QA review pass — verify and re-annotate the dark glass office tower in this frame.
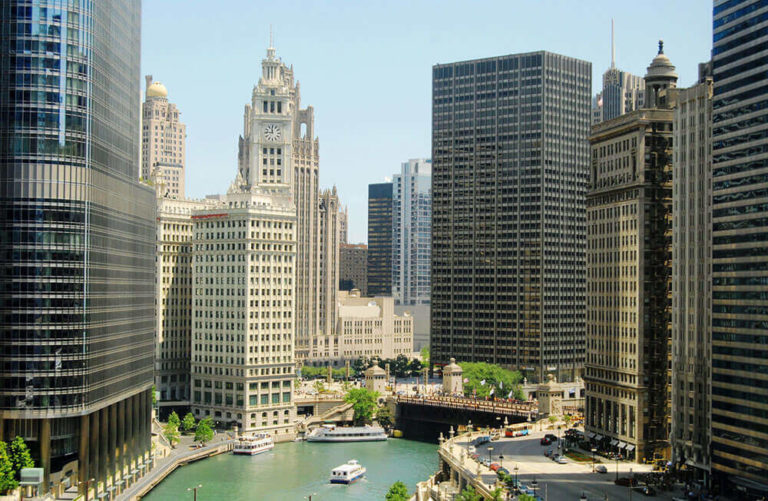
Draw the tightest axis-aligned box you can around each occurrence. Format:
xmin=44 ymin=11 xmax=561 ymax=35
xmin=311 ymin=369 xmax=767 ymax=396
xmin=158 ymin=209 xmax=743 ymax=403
xmin=367 ymin=182 xmax=393 ymax=296
xmin=0 ymin=1 xmax=155 ymax=496
xmin=431 ymin=52 xmax=590 ymax=382
xmin=711 ymin=0 xmax=768 ymax=497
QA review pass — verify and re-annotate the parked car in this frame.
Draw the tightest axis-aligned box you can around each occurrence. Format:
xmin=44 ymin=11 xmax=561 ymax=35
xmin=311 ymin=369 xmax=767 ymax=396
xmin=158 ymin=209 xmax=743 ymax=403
xmin=545 ymin=434 xmax=558 ymax=441
xmin=595 ymin=464 xmax=608 ymax=473
xmin=540 ymin=437 xmax=551 ymax=445
xmin=544 ymin=449 xmax=553 ymax=457
xmin=551 ymin=453 xmax=560 ymax=461
xmin=556 ymin=456 xmax=568 ymax=464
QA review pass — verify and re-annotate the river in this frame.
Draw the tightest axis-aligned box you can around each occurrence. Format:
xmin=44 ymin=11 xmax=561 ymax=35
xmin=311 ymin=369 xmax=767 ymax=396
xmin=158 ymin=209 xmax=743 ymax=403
xmin=143 ymin=439 xmax=438 ymax=501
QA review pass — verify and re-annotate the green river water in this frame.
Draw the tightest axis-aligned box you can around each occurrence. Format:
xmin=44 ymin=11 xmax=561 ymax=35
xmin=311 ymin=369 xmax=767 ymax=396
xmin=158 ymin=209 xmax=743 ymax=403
xmin=142 ymin=439 xmax=438 ymax=501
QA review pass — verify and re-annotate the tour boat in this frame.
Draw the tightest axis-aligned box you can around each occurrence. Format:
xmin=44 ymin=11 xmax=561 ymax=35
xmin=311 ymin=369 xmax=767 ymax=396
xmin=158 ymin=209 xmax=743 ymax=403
xmin=307 ymin=425 xmax=387 ymax=442
xmin=330 ymin=460 xmax=366 ymax=484
xmin=233 ymin=433 xmax=274 ymax=455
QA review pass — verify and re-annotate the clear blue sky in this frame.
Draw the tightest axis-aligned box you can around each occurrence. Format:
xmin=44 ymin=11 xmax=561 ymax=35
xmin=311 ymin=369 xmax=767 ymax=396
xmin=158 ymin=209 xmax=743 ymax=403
xmin=142 ymin=0 xmax=712 ymax=243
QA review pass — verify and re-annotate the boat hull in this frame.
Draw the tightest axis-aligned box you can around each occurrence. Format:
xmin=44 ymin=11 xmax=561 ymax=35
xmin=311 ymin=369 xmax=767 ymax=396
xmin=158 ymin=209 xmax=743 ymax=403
xmin=232 ymin=444 xmax=273 ymax=455
xmin=308 ymin=436 xmax=387 ymax=443
xmin=330 ymin=471 xmax=365 ymax=484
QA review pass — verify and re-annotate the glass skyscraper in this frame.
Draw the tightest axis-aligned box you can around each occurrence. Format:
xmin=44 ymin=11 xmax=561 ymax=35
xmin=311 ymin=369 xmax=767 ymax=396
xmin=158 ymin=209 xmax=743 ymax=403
xmin=711 ymin=0 xmax=768 ymax=496
xmin=0 ymin=1 xmax=155 ymax=496
xmin=367 ymin=182 xmax=393 ymax=296
xmin=431 ymin=51 xmax=591 ymax=382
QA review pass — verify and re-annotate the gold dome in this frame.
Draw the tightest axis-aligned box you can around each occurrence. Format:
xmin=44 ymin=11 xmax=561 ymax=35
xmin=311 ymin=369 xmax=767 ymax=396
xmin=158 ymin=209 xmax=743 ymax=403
xmin=146 ymin=81 xmax=168 ymax=98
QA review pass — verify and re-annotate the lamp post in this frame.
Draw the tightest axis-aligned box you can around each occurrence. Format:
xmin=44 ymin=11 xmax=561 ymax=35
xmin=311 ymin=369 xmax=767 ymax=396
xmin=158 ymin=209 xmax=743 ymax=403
xmin=499 ymin=453 xmax=504 ymax=469
xmin=187 ymin=484 xmax=202 ymax=501
xmin=531 ymin=476 xmax=538 ymax=499
xmin=591 ymin=447 xmax=597 ymax=472
xmin=79 ymin=478 xmax=95 ymax=501
xmin=628 ymin=468 xmax=633 ymax=500
xmin=514 ymin=464 xmax=519 ymax=490
xmin=488 ymin=446 xmax=494 ymax=465
xmin=616 ymin=454 xmax=620 ymax=481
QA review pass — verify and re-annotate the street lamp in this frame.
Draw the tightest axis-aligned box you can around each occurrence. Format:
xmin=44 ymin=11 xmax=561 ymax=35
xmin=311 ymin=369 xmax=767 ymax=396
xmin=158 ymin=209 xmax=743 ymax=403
xmin=187 ymin=484 xmax=202 ymax=501
xmin=628 ymin=468 xmax=633 ymax=501
xmin=488 ymin=446 xmax=494 ymax=464
xmin=514 ymin=464 xmax=519 ymax=489
xmin=591 ymin=447 xmax=597 ymax=472
xmin=531 ymin=476 xmax=538 ymax=499
xmin=78 ymin=478 xmax=95 ymax=501
xmin=616 ymin=454 xmax=620 ymax=481
xmin=499 ymin=453 xmax=504 ymax=469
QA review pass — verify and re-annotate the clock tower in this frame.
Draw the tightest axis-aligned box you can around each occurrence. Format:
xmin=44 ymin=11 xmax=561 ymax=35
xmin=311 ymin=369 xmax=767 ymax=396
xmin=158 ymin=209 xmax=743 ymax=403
xmin=238 ymin=44 xmax=294 ymax=189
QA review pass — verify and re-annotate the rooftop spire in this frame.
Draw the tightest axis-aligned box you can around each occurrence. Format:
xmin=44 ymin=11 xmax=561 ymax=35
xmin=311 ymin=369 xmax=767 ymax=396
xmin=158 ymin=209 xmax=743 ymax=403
xmin=611 ymin=19 xmax=615 ymax=69
xmin=266 ymin=25 xmax=276 ymax=60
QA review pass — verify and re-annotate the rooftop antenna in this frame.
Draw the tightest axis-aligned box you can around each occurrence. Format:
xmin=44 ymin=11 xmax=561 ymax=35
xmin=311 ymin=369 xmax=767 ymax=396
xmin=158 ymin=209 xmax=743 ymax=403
xmin=269 ymin=25 xmax=274 ymax=48
xmin=611 ymin=18 xmax=615 ymax=68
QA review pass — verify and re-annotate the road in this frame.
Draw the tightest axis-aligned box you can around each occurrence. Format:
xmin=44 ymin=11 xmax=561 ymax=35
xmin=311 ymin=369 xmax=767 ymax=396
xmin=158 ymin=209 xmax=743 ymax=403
xmin=462 ymin=429 xmax=684 ymax=501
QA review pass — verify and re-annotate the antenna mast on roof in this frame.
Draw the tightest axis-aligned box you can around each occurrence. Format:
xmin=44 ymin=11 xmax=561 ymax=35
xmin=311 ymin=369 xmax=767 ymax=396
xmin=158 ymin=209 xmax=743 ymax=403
xmin=611 ymin=18 xmax=616 ymax=69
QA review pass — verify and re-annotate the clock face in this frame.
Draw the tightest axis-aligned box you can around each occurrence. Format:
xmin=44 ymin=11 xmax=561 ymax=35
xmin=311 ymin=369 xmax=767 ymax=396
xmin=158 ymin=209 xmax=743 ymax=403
xmin=263 ymin=124 xmax=282 ymax=142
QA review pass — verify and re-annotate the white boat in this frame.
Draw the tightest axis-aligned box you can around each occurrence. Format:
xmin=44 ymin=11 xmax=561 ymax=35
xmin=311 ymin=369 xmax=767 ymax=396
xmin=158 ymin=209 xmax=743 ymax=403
xmin=307 ymin=425 xmax=387 ymax=442
xmin=233 ymin=433 xmax=274 ymax=455
xmin=330 ymin=460 xmax=366 ymax=484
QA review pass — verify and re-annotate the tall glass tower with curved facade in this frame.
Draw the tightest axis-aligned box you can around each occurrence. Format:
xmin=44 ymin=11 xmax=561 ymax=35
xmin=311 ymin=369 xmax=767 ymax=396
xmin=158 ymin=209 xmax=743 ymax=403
xmin=0 ymin=1 xmax=155 ymax=496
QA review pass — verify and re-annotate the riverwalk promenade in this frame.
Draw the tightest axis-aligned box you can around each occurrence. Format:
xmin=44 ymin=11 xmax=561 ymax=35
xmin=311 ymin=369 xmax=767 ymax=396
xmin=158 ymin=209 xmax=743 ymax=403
xmin=115 ymin=435 xmax=234 ymax=501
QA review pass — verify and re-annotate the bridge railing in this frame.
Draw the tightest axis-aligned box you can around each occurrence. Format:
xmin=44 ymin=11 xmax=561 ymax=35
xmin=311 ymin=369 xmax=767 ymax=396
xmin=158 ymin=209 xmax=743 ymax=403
xmin=396 ymin=395 xmax=537 ymax=417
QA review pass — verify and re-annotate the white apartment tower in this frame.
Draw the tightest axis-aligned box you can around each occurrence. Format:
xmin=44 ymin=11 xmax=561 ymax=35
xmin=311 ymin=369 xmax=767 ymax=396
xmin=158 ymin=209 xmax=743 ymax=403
xmin=142 ymin=76 xmax=186 ymax=198
xmin=392 ymin=158 xmax=432 ymax=305
xmin=190 ymin=178 xmax=297 ymax=437
xmin=237 ymin=44 xmax=331 ymax=361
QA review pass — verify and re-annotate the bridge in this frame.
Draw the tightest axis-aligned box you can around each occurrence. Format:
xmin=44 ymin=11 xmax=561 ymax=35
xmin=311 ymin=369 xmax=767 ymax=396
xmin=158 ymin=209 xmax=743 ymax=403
xmin=393 ymin=395 xmax=537 ymax=441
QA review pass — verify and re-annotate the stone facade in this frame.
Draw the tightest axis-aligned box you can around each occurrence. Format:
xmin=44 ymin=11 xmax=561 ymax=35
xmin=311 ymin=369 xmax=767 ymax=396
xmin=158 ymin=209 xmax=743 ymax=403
xmin=236 ymin=45 xmax=337 ymax=361
xmin=670 ymin=67 xmax=712 ymax=480
xmin=142 ymin=76 xmax=186 ymax=198
xmin=585 ymin=43 xmax=676 ymax=463
xmin=189 ymin=180 xmax=297 ymax=437
xmin=310 ymin=290 xmax=413 ymax=365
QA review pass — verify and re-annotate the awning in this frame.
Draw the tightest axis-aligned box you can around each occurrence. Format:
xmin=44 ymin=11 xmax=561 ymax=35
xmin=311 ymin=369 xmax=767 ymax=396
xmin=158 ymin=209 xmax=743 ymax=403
xmin=618 ymin=441 xmax=627 ymax=449
xmin=594 ymin=434 xmax=604 ymax=441
xmin=626 ymin=444 xmax=636 ymax=452
xmin=610 ymin=439 xmax=619 ymax=446
xmin=586 ymin=432 xmax=595 ymax=439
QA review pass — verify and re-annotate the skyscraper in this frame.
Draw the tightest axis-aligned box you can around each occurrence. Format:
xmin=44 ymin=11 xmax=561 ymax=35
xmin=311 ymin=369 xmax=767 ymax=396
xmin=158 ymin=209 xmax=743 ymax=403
xmin=671 ymin=64 xmax=713 ymax=483
xmin=711 ymin=0 xmax=768 ymax=495
xmin=0 ymin=2 xmax=154 ymax=496
xmin=585 ymin=43 xmax=677 ymax=463
xmin=141 ymin=76 xmax=186 ymax=198
xmin=237 ymin=44 xmax=333 ymax=361
xmin=392 ymin=158 xmax=432 ymax=306
xmin=431 ymin=51 xmax=591 ymax=382
xmin=591 ymin=23 xmax=645 ymax=124
xmin=367 ymin=182 xmax=394 ymax=296
xmin=340 ymin=243 xmax=368 ymax=293
xmin=318 ymin=187 xmax=341 ymax=340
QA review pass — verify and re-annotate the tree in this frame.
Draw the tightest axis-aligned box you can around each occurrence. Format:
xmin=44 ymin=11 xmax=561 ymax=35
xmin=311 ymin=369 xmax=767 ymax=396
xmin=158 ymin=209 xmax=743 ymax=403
xmin=548 ymin=415 xmax=558 ymax=428
xmin=563 ymin=414 xmax=572 ymax=428
xmin=0 ymin=441 xmax=17 ymax=494
xmin=456 ymin=486 xmax=482 ymax=501
xmin=9 ymin=437 xmax=33 ymax=479
xmin=459 ymin=362 xmax=524 ymax=399
xmin=182 ymin=413 xmax=196 ymax=433
xmin=376 ymin=406 xmax=394 ymax=429
xmin=163 ymin=423 xmax=180 ymax=447
xmin=420 ymin=346 xmax=430 ymax=367
xmin=194 ymin=417 xmax=214 ymax=444
xmin=343 ymin=388 xmax=379 ymax=425
xmin=407 ymin=358 xmax=423 ymax=377
xmin=385 ymin=481 xmax=409 ymax=501
xmin=151 ymin=384 xmax=157 ymax=406
xmin=490 ymin=488 xmax=504 ymax=501
xmin=167 ymin=411 xmax=181 ymax=428
xmin=518 ymin=495 xmax=536 ymax=501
